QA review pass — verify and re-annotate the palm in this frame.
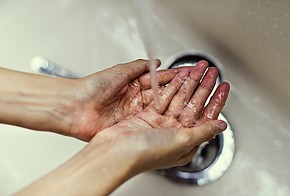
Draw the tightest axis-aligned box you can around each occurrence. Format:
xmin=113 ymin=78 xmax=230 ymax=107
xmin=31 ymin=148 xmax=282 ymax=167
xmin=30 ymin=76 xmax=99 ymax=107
xmin=95 ymin=64 xmax=230 ymax=171
xmin=71 ymin=60 xmax=229 ymax=141
xmin=109 ymin=61 xmax=230 ymax=134
xmin=71 ymin=60 xmax=187 ymax=141
xmin=94 ymin=78 xmax=163 ymax=130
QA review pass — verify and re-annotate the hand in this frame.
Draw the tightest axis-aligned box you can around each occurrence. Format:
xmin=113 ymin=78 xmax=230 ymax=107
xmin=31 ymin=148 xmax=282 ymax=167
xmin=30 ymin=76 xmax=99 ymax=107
xmin=69 ymin=59 xmax=193 ymax=141
xmin=92 ymin=60 xmax=230 ymax=170
xmin=16 ymin=61 xmax=230 ymax=196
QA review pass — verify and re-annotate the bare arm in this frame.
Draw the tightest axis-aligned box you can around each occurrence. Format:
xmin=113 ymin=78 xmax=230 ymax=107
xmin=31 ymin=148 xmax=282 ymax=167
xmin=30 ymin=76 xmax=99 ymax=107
xmin=16 ymin=121 xmax=225 ymax=196
xmin=0 ymin=60 xmax=192 ymax=140
xmin=0 ymin=67 xmax=77 ymax=136
xmin=15 ymin=134 xmax=139 ymax=196
xmin=15 ymin=60 xmax=229 ymax=195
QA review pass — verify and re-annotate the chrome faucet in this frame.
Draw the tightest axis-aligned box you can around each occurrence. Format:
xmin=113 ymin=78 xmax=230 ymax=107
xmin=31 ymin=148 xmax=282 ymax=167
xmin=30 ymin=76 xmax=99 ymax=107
xmin=31 ymin=56 xmax=80 ymax=78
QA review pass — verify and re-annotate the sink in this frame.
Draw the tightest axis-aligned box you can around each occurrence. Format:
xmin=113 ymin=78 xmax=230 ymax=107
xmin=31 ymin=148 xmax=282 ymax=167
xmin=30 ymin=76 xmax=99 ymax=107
xmin=0 ymin=0 xmax=289 ymax=195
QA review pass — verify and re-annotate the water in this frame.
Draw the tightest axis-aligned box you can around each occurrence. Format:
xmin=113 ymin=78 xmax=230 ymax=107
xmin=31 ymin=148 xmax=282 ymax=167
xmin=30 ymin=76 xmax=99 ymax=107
xmin=135 ymin=0 xmax=160 ymax=108
xmin=148 ymin=59 xmax=160 ymax=108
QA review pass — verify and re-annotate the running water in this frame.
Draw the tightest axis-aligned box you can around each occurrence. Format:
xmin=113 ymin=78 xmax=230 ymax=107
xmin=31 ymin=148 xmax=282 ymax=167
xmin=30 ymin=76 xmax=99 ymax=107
xmin=134 ymin=0 xmax=160 ymax=108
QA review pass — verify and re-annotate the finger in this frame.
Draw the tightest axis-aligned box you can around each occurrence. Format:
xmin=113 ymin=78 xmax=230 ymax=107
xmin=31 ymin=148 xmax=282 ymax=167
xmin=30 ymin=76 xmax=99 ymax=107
xmin=108 ymin=59 xmax=161 ymax=87
xmin=148 ymin=71 xmax=189 ymax=114
xmin=142 ymin=86 xmax=165 ymax=106
xmin=201 ymin=82 xmax=230 ymax=120
xmin=179 ymin=67 xmax=218 ymax=127
xmin=178 ymin=146 xmax=199 ymax=166
xmin=184 ymin=120 xmax=227 ymax=146
xmin=138 ymin=66 xmax=194 ymax=89
xmin=164 ymin=61 xmax=209 ymax=118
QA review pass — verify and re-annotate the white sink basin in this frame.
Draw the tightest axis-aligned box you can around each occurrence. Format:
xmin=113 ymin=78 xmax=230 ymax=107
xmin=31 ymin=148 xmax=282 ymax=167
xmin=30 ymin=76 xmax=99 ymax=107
xmin=0 ymin=1 xmax=289 ymax=195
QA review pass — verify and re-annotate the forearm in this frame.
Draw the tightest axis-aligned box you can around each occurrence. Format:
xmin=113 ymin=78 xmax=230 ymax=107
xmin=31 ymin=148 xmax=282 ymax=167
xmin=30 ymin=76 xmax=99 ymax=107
xmin=16 ymin=136 xmax=139 ymax=196
xmin=0 ymin=67 xmax=76 ymax=135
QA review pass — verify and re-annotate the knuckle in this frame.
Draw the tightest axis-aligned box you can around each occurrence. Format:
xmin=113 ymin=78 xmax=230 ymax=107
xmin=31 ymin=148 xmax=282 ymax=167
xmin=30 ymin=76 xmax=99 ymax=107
xmin=178 ymin=132 xmax=192 ymax=147
xmin=165 ymin=110 xmax=177 ymax=118
xmin=132 ymin=59 xmax=148 ymax=66
xmin=201 ymin=122 xmax=219 ymax=138
xmin=209 ymin=123 xmax=218 ymax=134
xmin=112 ymin=66 xmax=131 ymax=80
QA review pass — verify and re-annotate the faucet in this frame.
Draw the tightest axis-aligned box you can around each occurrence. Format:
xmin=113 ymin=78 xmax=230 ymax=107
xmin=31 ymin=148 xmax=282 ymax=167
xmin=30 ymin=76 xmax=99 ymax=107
xmin=31 ymin=56 xmax=80 ymax=78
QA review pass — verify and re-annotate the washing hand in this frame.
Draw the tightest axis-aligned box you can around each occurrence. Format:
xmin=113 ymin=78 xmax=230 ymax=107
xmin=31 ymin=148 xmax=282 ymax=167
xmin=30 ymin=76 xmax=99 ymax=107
xmin=68 ymin=59 xmax=193 ymax=141
xmin=15 ymin=60 xmax=230 ymax=196
xmin=91 ymin=60 xmax=230 ymax=170
xmin=0 ymin=59 xmax=194 ymax=141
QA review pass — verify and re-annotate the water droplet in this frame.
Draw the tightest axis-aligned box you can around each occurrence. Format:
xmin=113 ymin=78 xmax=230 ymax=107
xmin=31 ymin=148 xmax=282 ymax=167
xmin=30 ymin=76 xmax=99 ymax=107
xmin=187 ymin=102 xmax=194 ymax=109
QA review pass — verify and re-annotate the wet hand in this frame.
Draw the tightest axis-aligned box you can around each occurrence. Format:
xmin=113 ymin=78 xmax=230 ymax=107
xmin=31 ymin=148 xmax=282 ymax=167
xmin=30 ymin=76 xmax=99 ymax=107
xmin=69 ymin=59 xmax=192 ymax=141
xmin=92 ymin=60 xmax=230 ymax=170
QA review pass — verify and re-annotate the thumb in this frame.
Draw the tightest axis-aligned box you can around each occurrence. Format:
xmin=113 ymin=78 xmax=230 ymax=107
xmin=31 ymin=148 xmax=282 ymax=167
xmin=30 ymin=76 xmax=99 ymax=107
xmin=184 ymin=120 xmax=227 ymax=145
xmin=112 ymin=59 xmax=161 ymax=84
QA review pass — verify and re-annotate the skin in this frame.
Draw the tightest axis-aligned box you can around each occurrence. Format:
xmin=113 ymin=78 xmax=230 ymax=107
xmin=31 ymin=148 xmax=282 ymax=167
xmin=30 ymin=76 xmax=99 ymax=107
xmin=0 ymin=59 xmax=191 ymax=141
xmin=69 ymin=59 xmax=195 ymax=141
xmin=17 ymin=60 xmax=229 ymax=195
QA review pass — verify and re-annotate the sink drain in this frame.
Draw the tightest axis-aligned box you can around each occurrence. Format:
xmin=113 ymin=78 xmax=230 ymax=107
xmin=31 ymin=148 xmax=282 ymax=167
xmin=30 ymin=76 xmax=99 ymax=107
xmin=160 ymin=50 xmax=235 ymax=185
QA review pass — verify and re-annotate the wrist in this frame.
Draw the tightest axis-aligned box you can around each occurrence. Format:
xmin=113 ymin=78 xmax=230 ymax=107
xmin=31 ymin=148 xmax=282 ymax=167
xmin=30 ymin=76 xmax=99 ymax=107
xmin=0 ymin=68 xmax=79 ymax=136
xmin=45 ymin=77 xmax=81 ymax=136
xmin=89 ymin=126 xmax=150 ymax=175
xmin=88 ymin=132 xmax=142 ymax=178
xmin=18 ymin=134 xmax=140 ymax=196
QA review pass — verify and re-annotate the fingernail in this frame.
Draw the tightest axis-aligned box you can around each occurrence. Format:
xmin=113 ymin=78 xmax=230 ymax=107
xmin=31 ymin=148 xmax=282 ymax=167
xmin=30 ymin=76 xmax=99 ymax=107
xmin=219 ymin=82 xmax=230 ymax=91
xmin=218 ymin=120 xmax=227 ymax=130
xmin=197 ymin=60 xmax=209 ymax=67
xmin=153 ymin=59 xmax=161 ymax=66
